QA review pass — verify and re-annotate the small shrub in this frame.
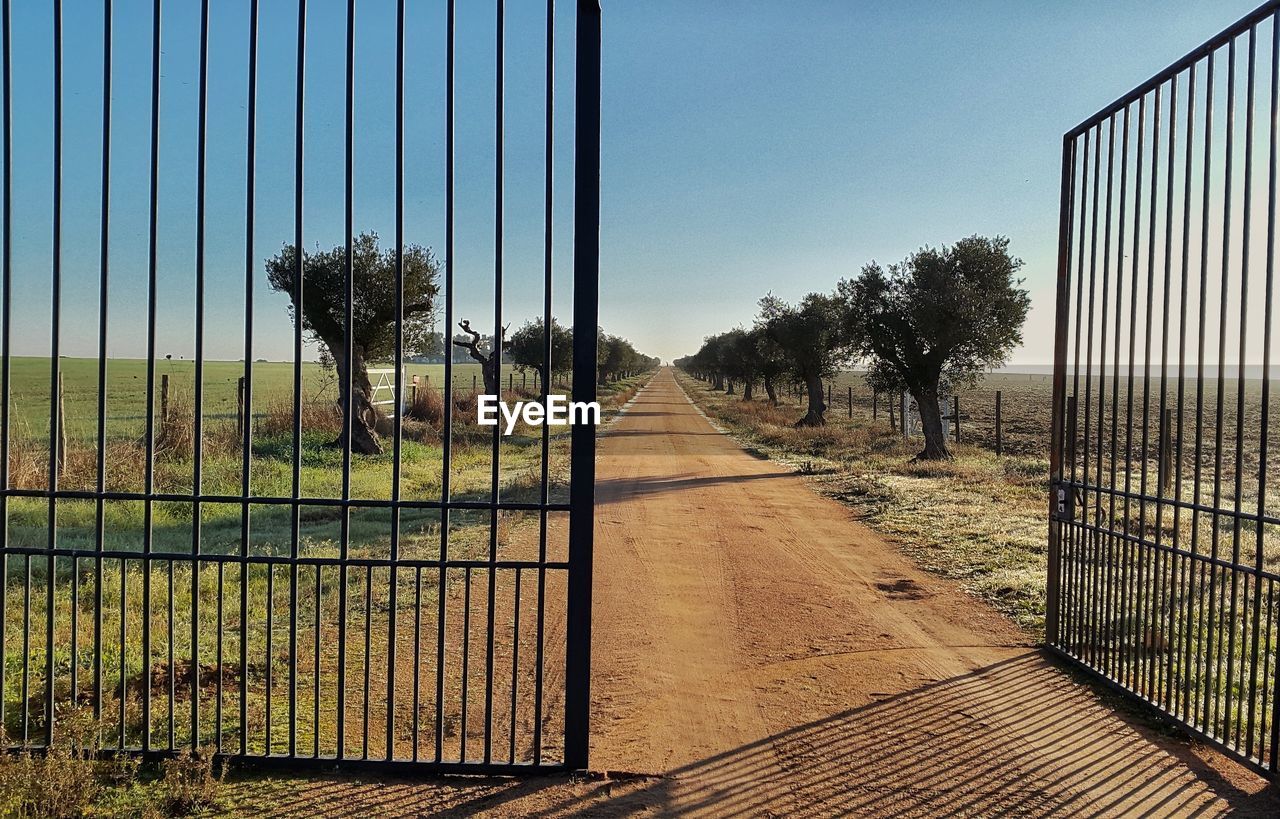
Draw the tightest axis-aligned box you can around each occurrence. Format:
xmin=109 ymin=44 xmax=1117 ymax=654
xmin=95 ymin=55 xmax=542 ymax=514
xmin=155 ymin=388 xmax=195 ymax=459
xmin=407 ymin=385 xmax=445 ymax=427
xmin=0 ymin=709 xmax=101 ymax=819
xmin=160 ymin=748 xmax=223 ymax=816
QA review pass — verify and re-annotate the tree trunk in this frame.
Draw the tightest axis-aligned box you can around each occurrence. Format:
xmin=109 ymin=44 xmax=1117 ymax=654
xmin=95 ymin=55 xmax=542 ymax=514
xmin=726 ymin=379 xmax=735 ymax=395
xmin=482 ymin=355 xmax=500 ymax=395
xmin=713 ymin=373 xmax=725 ymax=391
xmin=763 ymin=376 xmax=777 ymax=405
xmin=742 ymin=380 xmax=753 ymax=400
xmin=796 ymin=373 xmax=826 ymax=427
xmin=334 ymin=346 xmax=383 ymax=455
xmin=912 ymin=383 xmax=951 ymax=460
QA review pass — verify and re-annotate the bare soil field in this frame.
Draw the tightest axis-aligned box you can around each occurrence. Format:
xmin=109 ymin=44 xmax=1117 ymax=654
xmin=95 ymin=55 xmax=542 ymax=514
xmin=220 ymin=368 xmax=1280 ymax=816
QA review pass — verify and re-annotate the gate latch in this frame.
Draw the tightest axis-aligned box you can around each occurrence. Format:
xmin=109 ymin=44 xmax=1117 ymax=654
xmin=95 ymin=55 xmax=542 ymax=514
xmin=1051 ymin=480 xmax=1075 ymax=522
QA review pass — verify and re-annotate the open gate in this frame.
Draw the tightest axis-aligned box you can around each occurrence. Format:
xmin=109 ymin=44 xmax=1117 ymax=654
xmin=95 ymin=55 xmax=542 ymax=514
xmin=1048 ymin=0 xmax=1280 ymax=776
xmin=0 ymin=0 xmax=599 ymax=773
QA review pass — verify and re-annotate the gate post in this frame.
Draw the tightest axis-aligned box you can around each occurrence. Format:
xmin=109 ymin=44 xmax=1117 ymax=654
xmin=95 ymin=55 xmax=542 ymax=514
xmin=565 ymin=0 xmax=601 ymax=772
xmin=1046 ymin=133 xmax=1076 ymax=647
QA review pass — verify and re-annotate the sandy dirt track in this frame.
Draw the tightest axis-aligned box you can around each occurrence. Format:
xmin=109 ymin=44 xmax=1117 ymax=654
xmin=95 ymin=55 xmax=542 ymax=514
xmin=568 ymin=368 xmax=1277 ymax=816
xmin=226 ymin=367 xmax=1278 ymax=816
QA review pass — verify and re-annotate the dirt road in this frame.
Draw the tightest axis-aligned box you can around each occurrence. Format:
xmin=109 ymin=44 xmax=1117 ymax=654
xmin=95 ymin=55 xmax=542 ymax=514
xmin=578 ymin=367 xmax=1277 ymax=816
xmin=229 ymin=367 xmax=1277 ymax=816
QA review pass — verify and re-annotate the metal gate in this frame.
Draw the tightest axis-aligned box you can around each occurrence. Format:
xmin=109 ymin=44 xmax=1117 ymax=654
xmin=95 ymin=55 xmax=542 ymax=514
xmin=1048 ymin=0 xmax=1280 ymax=776
xmin=0 ymin=0 xmax=599 ymax=773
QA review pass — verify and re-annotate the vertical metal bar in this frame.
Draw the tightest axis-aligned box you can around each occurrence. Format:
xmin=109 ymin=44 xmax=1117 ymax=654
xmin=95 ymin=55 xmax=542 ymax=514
xmin=215 ymin=562 xmax=223 ymax=753
xmin=93 ymin=0 xmax=113 ymax=732
xmin=387 ymin=0 xmax=405 ymax=763
xmin=1105 ymin=104 xmax=1131 ymax=682
xmin=294 ymin=0 xmax=312 ymax=761
xmin=1192 ymin=48 xmax=1216 ymax=732
xmin=1155 ymin=72 xmax=1178 ymax=711
xmin=411 ymin=566 xmax=421 ymax=761
xmin=1122 ymin=96 xmax=1148 ymax=691
xmin=1089 ymin=113 xmax=1115 ymax=676
xmin=1068 ymin=128 xmax=1092 ymax=657
xmin=1081 ymin=124 xmax=1102 ymax=669
xmin=265 ymin=565 xmax=274 ymax=753
xmin=1221 ymin=26 xmax=1257 ymax=748
xmin=532 ymin=0 xmax=554 ymax=765
xmin=362 ymin=567 xmax=371 ymax=758
xmin=484 ymin=0 xmax=507 ymax=765
xmin=1257 ymin=9 xmax=1280 ymax=767
xmin=509 ymin=568 xmax=520 ymax=763
xmin=1139 ymin=83 xmax=1162 ymax=700
xmin=312 ymin=567 xmax=320 ymax=757
xmin=141 ymin=0 xmax=163 ymax=752
xmin=565 ymin=0 xmax=601 ymax=771
xmin=45 ymin=0 xmax=64 ymax=747
xmin=1176 ymin=60 xmax=1198 ymax=723
xmin=1209 ymin=38 xmax=1237 ymax=735
xmin=1226 ymin=25 xmax=1258 ymax=749
xmin=239 ymin=0 xmax=261 ymax=759
xmin=459 ymin=567 xmax=471 ymax=761
xmin=117 ymin=559 xmax=124 ymax=747
xmin=0 ymin=0 xmax=10 ymax=740
xmin=434 ymin=0 xmax=455 ymax=766
xmin=191 ymin=0 xmax=210 ymax=749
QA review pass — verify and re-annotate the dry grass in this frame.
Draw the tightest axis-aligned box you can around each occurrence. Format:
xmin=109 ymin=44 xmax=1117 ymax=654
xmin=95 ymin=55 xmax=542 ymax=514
xmin=0 ymin=706 xmax=221 ymax=818
xmin=679 ymin=371 xmax=1051 ymax=634
xmin=257 ymin=392 xmax=341 ymax=439
xmin=405 ymin=384 xmax=445 ymax=426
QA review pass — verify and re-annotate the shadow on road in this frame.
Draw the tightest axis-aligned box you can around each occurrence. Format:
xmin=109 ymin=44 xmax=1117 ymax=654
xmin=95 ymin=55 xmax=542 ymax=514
xmin=224 ymin=653 xmax=1279 ymax=817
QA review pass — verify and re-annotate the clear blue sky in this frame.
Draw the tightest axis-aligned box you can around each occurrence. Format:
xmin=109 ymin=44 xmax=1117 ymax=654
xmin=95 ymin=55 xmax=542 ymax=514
xmin=1 ymin=0 xmax=1266 ymax=366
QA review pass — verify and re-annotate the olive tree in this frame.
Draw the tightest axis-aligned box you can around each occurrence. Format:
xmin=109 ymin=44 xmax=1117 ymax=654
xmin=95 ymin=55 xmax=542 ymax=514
xmin=508 ymin=317 xmax=573 ymax=389
xmin=838 ymin=235 xmax=1029 ymax=460
xmin=266 ymin=232 xmax=440 ymax=455
xmin=757 ymin=292 xmax=847 ymax=426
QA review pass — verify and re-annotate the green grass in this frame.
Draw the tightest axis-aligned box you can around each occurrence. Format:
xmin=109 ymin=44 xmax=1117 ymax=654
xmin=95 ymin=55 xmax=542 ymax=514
xmin=0 ymin=366 xmax=652 ymax=765
xmin=5 ymin=356 xmax=547 ymax=442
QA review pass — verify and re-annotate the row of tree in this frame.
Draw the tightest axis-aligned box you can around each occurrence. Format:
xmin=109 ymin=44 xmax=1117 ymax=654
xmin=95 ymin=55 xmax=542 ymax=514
xmin=460 ymin=318 xmax=659 ymax=393
xmin=267 ymin=232 xmax=658 ymax=455
xmin=675 ymin=236 xmax=1030 ymax=461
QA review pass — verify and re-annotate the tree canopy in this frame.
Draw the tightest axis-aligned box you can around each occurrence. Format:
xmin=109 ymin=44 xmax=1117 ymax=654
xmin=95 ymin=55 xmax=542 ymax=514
xmin=266 ymin=232 xmax=440 ymax=454
xmin=837 ymin=235 xmax=1029 ymax=459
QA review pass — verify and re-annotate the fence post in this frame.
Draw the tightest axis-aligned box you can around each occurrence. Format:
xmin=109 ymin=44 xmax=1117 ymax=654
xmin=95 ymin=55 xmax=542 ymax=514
xmin=995 ymin=390 xmax=1002 ymax=456
xmin=472 ymin=373 xmax=477 ymax=392
xmin=1160 ymin=407 xmax=1173 ymax=495
xmin=953 ymin=395 xmax=961 ymax=444
xmin=888 ymin=394 xmax=895 ymax=431
xmin=873 ymin=390 xmax=878 ymax=420
xmin=847 ymin=385 xmax=852 ymax=419
xmin=56 ymin=371 xmax=67 ymax=477
xmin=523 ymin=371 xmax=527 ymax=390
xmin=236 ymin=376 xmax=246 ymax=442
xmin=508 ymin=372 xmax=513 ymax=394
xmin=160 ymin=373 xmax=170 ymax=439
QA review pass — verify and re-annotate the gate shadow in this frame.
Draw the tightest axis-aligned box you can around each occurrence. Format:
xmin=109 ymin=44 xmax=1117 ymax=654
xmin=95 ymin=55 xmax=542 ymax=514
xmin=223 ymin=652 xmax=1280 ymax=817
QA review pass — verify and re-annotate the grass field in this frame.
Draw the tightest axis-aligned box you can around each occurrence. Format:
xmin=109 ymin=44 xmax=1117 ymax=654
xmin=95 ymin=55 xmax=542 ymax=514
xmin=0 ymin=360 xmax=651 ymax=790
xmin=4 ymin=356 xmax=547 ymax=443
